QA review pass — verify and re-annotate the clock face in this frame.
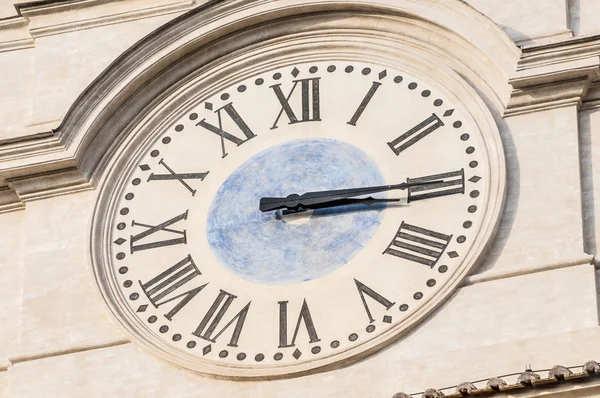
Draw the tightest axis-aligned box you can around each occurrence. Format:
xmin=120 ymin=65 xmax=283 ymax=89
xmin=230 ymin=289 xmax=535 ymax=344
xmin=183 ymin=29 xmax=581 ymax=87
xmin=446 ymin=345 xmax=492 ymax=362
xmin=93 ymin=60 xmax=504 ymax=378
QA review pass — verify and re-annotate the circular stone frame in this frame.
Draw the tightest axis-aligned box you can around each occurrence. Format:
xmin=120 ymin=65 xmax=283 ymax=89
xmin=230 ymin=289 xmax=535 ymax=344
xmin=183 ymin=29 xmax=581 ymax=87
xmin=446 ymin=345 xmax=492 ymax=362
xmin=89 ymin=0 xmax=510 ymax=380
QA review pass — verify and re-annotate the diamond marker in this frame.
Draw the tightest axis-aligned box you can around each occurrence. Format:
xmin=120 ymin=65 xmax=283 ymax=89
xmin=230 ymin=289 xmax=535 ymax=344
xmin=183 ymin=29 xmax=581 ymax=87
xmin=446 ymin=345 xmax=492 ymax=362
xmin=139 ymin=164 xmax=150 ymax=171
xmin=292 ymin=349 xmax=302 ymax=359
xmin=447 ymin=251 xmax=459 ymax=258
xmin=443 ymin=109 xmax=454 ymax=117
xmin=205 ymin=102 xmax=213 ymax=110
xmin=378 ymin=70 xmax=387 ymax=80
xmin=383 ymin=315 xmax=392 ymax=323
xmin=291 ymin=67 xmax=300 ymax=77
xmin=113 ymin=238 xmax=126 ymax=245
xmin=136 ymin=305 xmax=148 ymax=313
xmin=469 ymin=176 xmax=481 ymax=183
xmin=203 ymin=345 xmax=212 ymax=355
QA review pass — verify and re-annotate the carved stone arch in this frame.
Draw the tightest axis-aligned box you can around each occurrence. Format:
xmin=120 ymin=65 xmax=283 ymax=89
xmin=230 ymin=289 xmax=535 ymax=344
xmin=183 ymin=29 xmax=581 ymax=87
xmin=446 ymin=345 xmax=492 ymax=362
xmin=0 ymin=0 xmax=519 ymax=211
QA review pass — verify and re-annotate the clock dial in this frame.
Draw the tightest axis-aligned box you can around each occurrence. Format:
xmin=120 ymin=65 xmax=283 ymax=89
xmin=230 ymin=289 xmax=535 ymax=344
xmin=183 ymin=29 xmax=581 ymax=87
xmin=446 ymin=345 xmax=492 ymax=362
xmin=95 ymin=60 xmax=503 ymax=378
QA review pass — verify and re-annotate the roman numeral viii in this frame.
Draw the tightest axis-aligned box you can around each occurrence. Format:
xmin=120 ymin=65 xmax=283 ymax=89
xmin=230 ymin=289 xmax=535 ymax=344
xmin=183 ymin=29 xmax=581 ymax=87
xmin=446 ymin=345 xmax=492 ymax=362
xmin=271 ymin=78 xmax=321 ymax=129
xmin=387 ymin=113 xmax=444 ymax=155
xmin=407 ymin=169 xmax=465 ymax=202
xmin=139 ymin=254 xmax=205 ymax=320
xmin=383 ymin=222 xmax=452 ymax=268
xmin=196 ymin=102 xmax=256 ymax=158
xmin=130 ymin=210 xmax=188 ymax=253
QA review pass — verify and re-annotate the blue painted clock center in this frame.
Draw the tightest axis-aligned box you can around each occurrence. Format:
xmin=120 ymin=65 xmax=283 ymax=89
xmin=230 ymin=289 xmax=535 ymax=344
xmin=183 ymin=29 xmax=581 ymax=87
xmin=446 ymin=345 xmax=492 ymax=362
xmin=206 ymin=139 xmax=386 ymax=285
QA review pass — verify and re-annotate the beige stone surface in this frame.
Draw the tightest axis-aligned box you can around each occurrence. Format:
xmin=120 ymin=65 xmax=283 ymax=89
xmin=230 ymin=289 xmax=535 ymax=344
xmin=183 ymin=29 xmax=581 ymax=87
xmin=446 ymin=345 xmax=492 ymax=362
xmin=6 ymin=326 xmax=600 ymax=398
xmin=580 ymin=108 xmax=600 ymax=258
xmin=9 ymin=190 xmax=126 ymax=363
xmin=476 ymin=106 xmax=585 ymax=275
xmin=466 ymin=0 xmax=570 ymax=45
xmin=569 ymin=0 xmax=600 ymax=36
xmin=0 ymin=210 xmax=24 ymax=369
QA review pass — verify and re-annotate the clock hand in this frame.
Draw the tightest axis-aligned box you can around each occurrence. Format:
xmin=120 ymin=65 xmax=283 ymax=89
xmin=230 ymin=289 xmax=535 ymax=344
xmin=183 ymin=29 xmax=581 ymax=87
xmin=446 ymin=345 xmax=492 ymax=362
xmin=259 ymin=180 xmax=441 ymax=212
xmin=287 ymin=196 xmax=403 ymax=211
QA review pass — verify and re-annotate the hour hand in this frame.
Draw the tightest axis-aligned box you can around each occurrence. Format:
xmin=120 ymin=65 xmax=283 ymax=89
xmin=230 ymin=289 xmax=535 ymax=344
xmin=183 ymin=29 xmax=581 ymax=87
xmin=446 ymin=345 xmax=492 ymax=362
xmin=259 ymin=180 xmax=442 ymax=212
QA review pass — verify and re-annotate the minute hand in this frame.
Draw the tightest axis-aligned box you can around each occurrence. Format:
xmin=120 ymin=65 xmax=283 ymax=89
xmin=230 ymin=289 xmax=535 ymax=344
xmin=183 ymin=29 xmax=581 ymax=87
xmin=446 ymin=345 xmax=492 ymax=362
xmin=259 ymin=180 xmax=442 ymax=212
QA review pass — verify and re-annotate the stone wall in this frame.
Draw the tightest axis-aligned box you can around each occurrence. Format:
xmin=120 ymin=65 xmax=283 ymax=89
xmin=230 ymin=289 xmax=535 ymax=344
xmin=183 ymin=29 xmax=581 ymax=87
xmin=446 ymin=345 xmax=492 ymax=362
xmin=1 ymin=1 xmax=600 ymax=397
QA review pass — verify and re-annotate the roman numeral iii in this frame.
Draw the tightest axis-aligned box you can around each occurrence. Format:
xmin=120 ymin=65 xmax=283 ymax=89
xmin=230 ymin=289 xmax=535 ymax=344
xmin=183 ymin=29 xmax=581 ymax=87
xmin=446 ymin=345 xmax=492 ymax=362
xmin=387 ymin=113 xmax=444 ymax=155
xmin=271 ymin=78 xmax=321 ymax=129
xmin=407 ymin=169 xmax=465 ymax=202
xmin=383 ymin=222 xmax=452 ymax=268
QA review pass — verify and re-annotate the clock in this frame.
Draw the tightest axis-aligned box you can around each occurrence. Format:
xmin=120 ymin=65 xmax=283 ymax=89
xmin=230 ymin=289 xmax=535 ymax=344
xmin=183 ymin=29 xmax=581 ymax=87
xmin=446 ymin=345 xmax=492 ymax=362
xmin=90 ymin=59 xmax=505 ymax=379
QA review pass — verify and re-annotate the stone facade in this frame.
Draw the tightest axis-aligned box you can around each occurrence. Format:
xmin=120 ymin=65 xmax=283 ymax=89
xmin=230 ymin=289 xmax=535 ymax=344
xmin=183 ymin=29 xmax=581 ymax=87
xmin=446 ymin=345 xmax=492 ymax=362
xmin=1 ymin=0 xmax=600 ymax=397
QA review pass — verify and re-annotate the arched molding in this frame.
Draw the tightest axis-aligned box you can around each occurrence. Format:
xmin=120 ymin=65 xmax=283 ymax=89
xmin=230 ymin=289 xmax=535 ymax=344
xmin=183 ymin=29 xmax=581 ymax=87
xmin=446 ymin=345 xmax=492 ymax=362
xmin=0 ymin=0 xmax=520 ymax=212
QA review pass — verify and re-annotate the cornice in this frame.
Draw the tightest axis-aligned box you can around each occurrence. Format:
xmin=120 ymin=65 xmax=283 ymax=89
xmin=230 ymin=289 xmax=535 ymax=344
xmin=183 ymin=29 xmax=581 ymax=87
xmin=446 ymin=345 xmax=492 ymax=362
xmin=0 ymin=0 xmax=197 ymax=53
xmin=506 ymin=34 xmax=600 ymax=116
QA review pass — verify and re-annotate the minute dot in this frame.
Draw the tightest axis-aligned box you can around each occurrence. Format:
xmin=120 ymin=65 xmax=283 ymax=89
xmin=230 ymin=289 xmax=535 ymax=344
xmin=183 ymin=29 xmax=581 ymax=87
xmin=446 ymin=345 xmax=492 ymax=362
xmin=255 ymin=78 xmax=264 ymax=86
xmin=453 ymin=121 xmax=463 ymax=128
xmin=172 ymin=334 xmax=182 ymax=342
xmin=148 ymin=316 xmax=157 ymax=323
xmin=309 ymin=66 xmax=318 ymax=74
xmin=362 ymin=67 xmax=371 ymax=75
xmin=457 ymin=235 xmax=466 ymax=243
xmin=399 ymin=304 xmax=409 ymax=311
xmin=162 ymin=137 xmax=171 ymax=144
xmin=469 ymin=161 xmax=478 ymax=168
xmin=220 ymin=93 xmax=230 ymax=101
xmin=274 ymin=352 xmax=283 ymax=361
xmin=237 ymin=353 xmax=246 ymax=361
xmin=118 ymin=266 xmax=128 ymax=274
xmin=460 ymin=133 xmax=470 ymax=141
xmin=408 ymin=82 xmax=417 ymax=90
xmin=426 ymin=279 xmax=436 ymax=287
xmin=394 ymin=76 xmax=403 ymax=83
xmin=470 ymin=190 xmax=480 ymax=198
xmin=345 ymin=65 xmax=354 ymax=73
xmin=421 ymin=90 xmax=431 ymax=97
xmin=273 ymin=73 xmax=282 ymax=80
xmin=175 ymin=124 xmax=184 ymax=132
xmin=159 ymin=325 xmax=169 ymax=333
xmin=150 ymin=150 xmax=159 ymax=157
xmin=123 ymin=280 xmax=132 ymax=288
xmin=125 ymin=193 xmax=134 ymax=200
xmin=129 ymin=293 xmax=139 ymax=300
xmin=132 ymin=178 xmax=141 ymax=186
xmin=330 ymin=340 xmax=340 ymax=348
xmin=187 ymin=341 xmax=196 ymax=349
xmin=413 ymin=292 xmax=423 ymax=300
xmin=116 ymin=252 xmax=125 ymax=260
xmin=348 ymin=333 xmax=358 ymax=341
xmin=189 ymin=113 xmax=198 ymax=120
xmin=327 ymin=65 xmax=336 ymax=72
xmin=438 ymin=265 xmax=448 ymax=273
xmin=468 ymin=205 xmax=477 ymax=213
xmin=366 ymin=325 xmax=376 ymax=333
xmin=117 ymin=222 xmax=126 ymax=230
xmin=463 ymin=221 xmax=472 ymax=228
xmin=434 ymin=99 xmax=443 ymax=106
xmin=237 ymin=85 xmax=246 ymax=93
xmin=466 ymin=146 xmax=475 ymax=154
xmin=255 ymin=353 xmax=264 ymax=362
xmin=311 ymin=346 xmax=321 ymax=354
xmin=120 ymin=208 xmax=129 ymax=216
